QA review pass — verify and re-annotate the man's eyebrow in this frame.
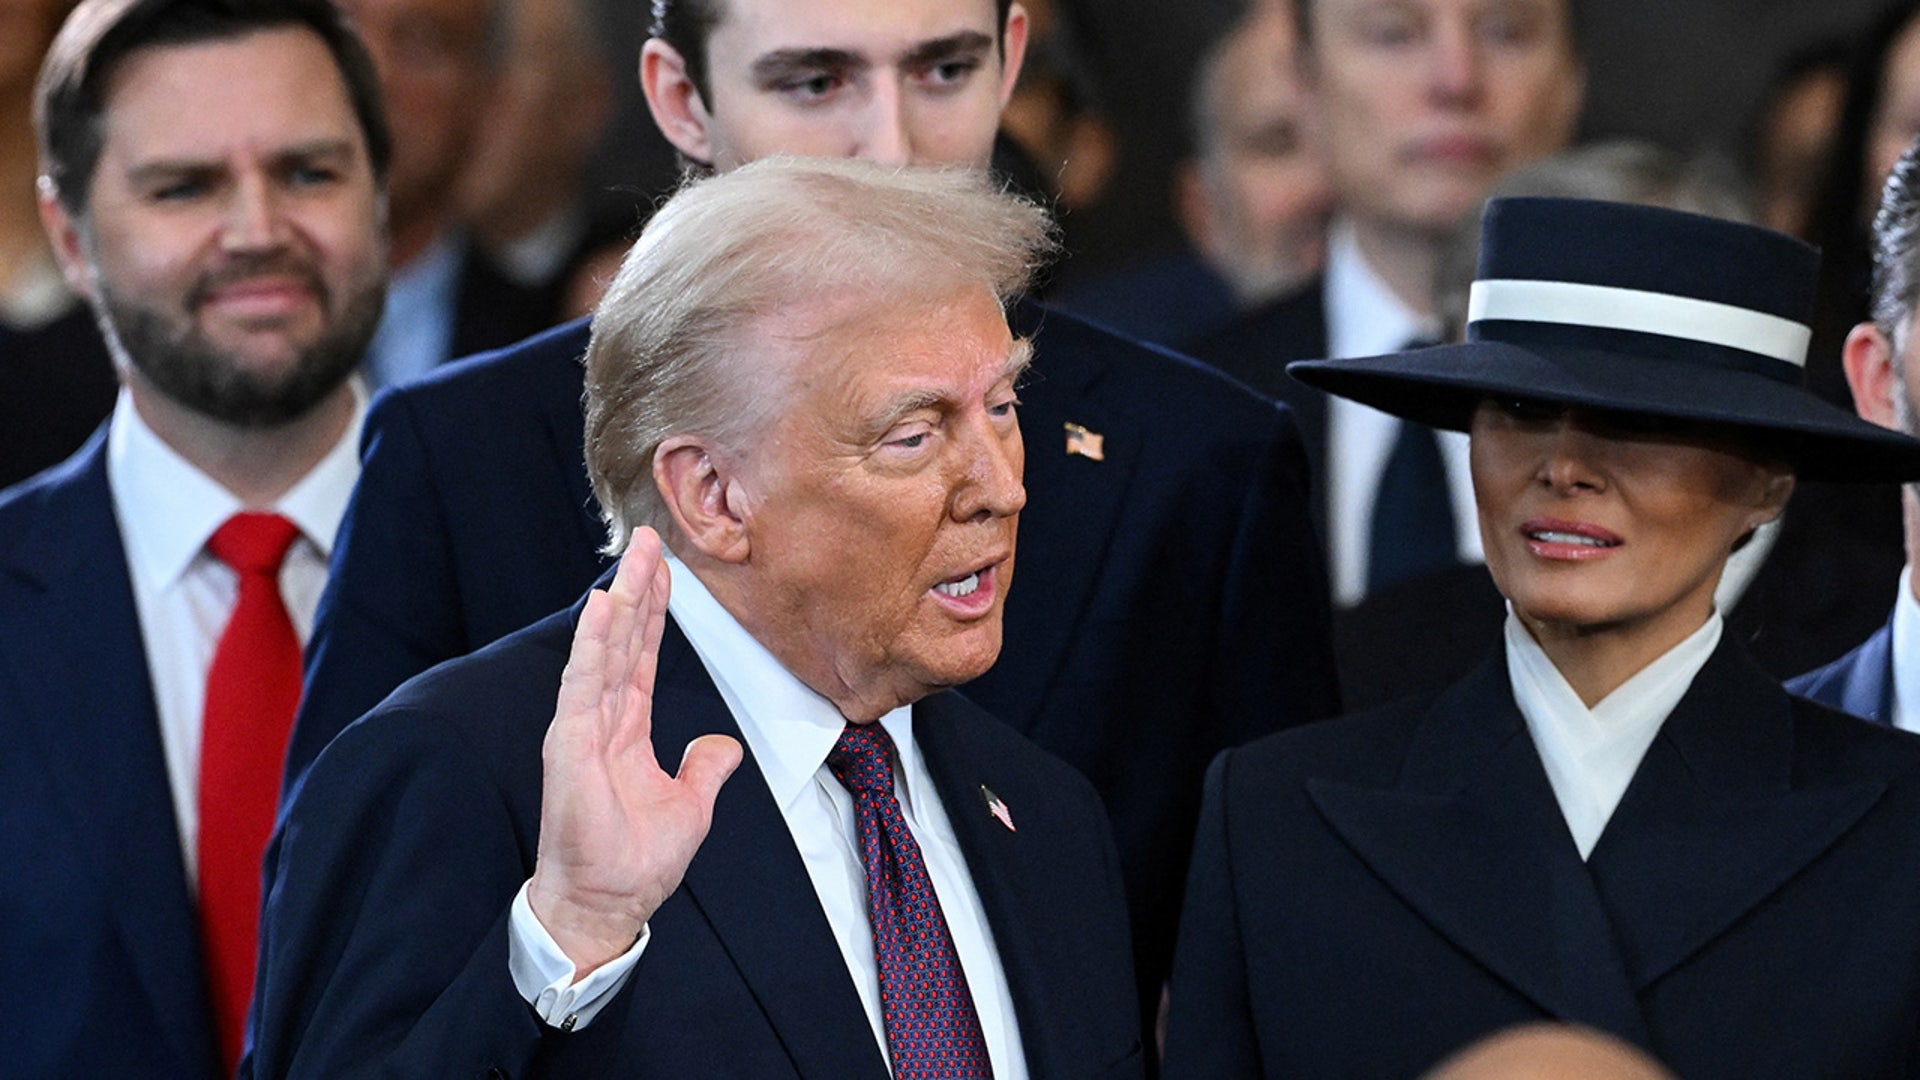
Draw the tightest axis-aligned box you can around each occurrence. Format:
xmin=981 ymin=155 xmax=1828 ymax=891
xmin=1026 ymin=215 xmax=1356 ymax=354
xmin=901 ymin=30 xmax=996 ymax=69
xmin=1003 ymin=337 xmax=1035 ymax=387
xmin=750 ymin=47 xmax=863 ymax=83
xmin=869 ymin=338 xmax=1035 ymax=434
xmin=123 ymin=138 xmax=358 ymax=184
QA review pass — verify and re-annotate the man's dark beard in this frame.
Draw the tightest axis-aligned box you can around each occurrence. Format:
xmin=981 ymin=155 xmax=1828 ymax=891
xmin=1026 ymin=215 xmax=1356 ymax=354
xmin=95 ymin=261 xmax=385 ymax=428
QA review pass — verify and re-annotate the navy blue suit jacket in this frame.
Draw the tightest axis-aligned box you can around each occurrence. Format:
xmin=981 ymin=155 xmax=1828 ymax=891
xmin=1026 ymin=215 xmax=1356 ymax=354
xmin=0 ymin=433 xmax=223 ymax=1079
xmin=289 ymin=300 xmax=1339 ymax=1015
xmin=249 ymin=598 xmax=1143 ymax=1078
xmin=1164 ymin=639 xmax=1920 ymax=1078
xmin=1789 ymin=616 xmax=1896 ymax=725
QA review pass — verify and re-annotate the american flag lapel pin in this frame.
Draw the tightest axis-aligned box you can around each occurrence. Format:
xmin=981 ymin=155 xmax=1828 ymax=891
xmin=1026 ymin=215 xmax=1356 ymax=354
xmin=980 ymin=785 xmax=1016 ymax=832
xmin=1064 ymin=422 xmax=1105 ymax=461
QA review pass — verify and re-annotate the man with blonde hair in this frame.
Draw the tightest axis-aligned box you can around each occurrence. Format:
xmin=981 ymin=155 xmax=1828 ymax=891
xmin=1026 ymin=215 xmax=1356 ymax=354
xmin=248 ymin=157 xmax=1144 ymax=1079
xmin=291 ymin=0 xmax=1340 ymax=1031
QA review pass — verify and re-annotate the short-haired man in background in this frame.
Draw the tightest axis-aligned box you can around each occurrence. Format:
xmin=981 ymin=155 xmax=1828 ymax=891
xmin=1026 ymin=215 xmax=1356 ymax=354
xmin=1794 ymin=137 xmax=1920 ymax=720
xmin=1196 ymin=0 xmax=1584 ymax=605
xmin=0 ymin=0 xmax=389 ymax=1073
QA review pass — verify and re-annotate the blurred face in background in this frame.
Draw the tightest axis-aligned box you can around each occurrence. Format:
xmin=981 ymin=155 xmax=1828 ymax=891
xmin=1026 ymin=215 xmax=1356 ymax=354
xmin=1178 ymin=3 xmax=1332 ymax=304
xmin=336 ymin=0 xmax=493 ymax=248
xmin=1301 ymin=0 xmax=1583 ymax=237
xmin=1868 ymin=16 xmax=1920 ymax=223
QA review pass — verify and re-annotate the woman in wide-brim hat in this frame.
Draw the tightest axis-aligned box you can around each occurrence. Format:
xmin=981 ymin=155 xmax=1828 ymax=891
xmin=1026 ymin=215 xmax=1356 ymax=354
xmin=1162 ymin=197 xmax=1920 ymax=1079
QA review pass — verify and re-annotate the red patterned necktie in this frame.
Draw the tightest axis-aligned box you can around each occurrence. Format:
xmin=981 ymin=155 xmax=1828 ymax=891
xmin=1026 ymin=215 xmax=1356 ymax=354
xmin=197 ymin=511 xmax=303 ymax=1072
xmin=826 ymin=721 xmax=995 ymax=1080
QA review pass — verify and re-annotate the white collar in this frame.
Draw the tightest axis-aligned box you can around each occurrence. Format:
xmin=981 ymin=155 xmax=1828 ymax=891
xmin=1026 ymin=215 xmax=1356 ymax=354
xmin=107 ymin=382 xmax=366 ymax=593
xmin=1505 ymin=607 xmax=1722 ymax=858
xmin=1323 ymin=218 xmax=1436 ymax=360
xmin=1890 ymin=567 xmax=1920 ymax=734
xmin=664 ymin=555 xmax=918 ymax=815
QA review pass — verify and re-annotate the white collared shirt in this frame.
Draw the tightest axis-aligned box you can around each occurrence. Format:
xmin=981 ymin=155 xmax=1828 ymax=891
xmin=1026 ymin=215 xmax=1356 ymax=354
xmin=1889 ymin=567 xmax=1920 ymax=735
xmin=1322 ymin=220 xmax=1482 ymax=607
xmin=508 ymin=556 xmax=1028 ymax=1077
xmin=1505 ymin=609 xmax=1722 ymax=860
xmin=106 ymin=385 xmax=365 ymax=881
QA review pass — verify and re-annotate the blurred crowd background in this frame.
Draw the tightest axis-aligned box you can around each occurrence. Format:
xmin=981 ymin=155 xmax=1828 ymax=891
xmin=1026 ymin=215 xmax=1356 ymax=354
xmin=8 ymin=0 xmax=1920 ymax=489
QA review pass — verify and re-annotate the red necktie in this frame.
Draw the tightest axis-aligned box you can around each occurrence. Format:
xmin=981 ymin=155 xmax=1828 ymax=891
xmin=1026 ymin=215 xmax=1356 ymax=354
xmin=197 ymin=511 xmax=302 ymax=1071
xmin=826 ymin=722 xmax=995 ymax=1080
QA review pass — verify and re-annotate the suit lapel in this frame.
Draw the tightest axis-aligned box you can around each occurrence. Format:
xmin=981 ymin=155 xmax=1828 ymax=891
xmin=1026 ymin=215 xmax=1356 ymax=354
xmin=655 ymin=623 xmax=889 ymax=1080
xmin=1586 ymin=641 xmax=1884 ymax=990
xmin=1308 ymin=657 xmax=1650 ymax=1043
xmin=971 ymin=300 xmax=1141 ymax=732
xmin=0 ymin=438 xmax=216 ymax=1076
xmin=913 ymin=694 xmax=1085 ymax=1078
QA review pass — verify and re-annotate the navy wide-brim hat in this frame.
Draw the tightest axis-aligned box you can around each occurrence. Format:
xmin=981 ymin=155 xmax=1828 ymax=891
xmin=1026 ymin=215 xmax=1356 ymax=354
xmin=1288 ymin=197 xmax=1920 ymax=483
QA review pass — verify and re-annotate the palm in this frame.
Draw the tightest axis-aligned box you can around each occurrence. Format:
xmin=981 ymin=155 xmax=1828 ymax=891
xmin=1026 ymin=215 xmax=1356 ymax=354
xmin=528 ymin=528 xmax=741 ymax=973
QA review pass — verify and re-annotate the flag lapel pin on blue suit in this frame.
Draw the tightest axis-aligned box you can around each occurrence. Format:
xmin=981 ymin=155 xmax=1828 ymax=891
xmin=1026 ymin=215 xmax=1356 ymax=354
xmin=980 ymin=785 xmax=1016 ymax=832
xmin=1064 ymin=422 xmax=1105 ymax=461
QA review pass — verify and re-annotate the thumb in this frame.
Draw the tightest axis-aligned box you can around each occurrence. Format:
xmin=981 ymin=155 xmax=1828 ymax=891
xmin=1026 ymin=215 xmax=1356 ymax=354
xmin=677 ymin=733 xmax=744 ymax=806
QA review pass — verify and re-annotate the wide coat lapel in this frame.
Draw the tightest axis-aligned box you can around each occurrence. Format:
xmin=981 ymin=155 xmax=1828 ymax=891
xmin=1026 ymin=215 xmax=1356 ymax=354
xmin=653 ymin=621 xmax=890 ymax=1080
xmin=1585 ymin=640 xmax=1886 ymax=990
xmin=1307 ymin=656 xmax=1651 ymax=1043
xmin=0 ymin=435 xmax=216 ymax=1077
xmin=971 ymin=301 xmax=1142 ymax=733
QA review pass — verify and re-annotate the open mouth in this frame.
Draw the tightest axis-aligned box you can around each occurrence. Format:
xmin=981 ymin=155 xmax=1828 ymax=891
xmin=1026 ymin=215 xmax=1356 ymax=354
xmin=1525 ymin=529 xmax=1620 ymax=549
xmin=933 ymin=571 xmax=981 ymax=599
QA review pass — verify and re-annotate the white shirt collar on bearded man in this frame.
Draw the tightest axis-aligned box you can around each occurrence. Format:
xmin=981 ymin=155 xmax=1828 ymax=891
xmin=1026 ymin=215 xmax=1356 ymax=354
xmin=108 ymin=379 xmax=367 ymax=594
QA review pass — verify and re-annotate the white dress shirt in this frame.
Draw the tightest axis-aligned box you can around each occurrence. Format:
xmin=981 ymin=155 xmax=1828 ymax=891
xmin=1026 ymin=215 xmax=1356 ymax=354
xmin=508 ymin=556 xmax=1029 ymax=1077
xmin=106 ymin=385 xmax=365 ymax=881
xmin=1889 ymin=568 xmax=1920 ymax=735
xmin=1322 ymin=221 xmax=1482 ymax=607
xmin=1506 ymin=609 xmax=1722 ymax=859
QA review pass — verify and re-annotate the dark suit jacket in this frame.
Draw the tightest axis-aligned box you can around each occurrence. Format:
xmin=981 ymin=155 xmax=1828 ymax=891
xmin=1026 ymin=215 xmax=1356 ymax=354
xmin=447 ymin=241 xmax=569 ymax=366
xmin=1790 ymin=616 xmax=1896 ymax=724
xmin=1163 ymin=639 xmax=1920 ymax=1078
xmin=249 ymin=599 xmax=1143 ymax=1079
xmin=0 ymin=432 xmax=222 ymax=1079
xmin=1189 ymin=280 xmax=1329 ymax=535
xmin=0 ymin=306 xmax=118 ymax=490
xmin=290 ymin=301 xmax=1339 ymax=1019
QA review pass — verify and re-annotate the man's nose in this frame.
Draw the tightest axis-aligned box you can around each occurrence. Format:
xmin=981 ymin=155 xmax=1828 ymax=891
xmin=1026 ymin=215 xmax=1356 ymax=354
xmin=1427 ymin=23 xmax=1486 ymax=106
xmin=854 ymin=78 xmax=914 ymax=167
xmin=956 ymin=420 xmax=1026 ymax=522
xmin=219 ymin=168 xmax=287 ymax=253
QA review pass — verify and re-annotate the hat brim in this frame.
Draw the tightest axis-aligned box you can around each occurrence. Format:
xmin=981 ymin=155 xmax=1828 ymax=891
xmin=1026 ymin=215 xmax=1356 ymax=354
xmin=1288 ymin=341 xmax=1920 ymax=483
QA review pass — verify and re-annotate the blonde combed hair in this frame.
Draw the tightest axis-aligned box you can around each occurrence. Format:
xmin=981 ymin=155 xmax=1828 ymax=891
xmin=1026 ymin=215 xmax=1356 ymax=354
xmin=583 ymin=156 xmax=1059 ymax=551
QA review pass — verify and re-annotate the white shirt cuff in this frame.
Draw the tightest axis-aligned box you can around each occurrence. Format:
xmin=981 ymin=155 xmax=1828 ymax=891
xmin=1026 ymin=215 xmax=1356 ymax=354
xmin=507 ymin=880 xmax=650 ymax=1030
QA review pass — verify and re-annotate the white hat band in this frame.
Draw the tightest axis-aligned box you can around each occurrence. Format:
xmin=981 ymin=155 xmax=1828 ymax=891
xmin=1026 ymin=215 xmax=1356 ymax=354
xmin=1467 ymin=279 xmax=1811 ymax=367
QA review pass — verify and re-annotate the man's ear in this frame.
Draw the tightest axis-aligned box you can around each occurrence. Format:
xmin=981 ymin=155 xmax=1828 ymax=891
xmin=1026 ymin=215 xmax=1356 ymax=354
xmin=37 ymin=179 xmax=95 ymax=302
xmin=1843 ymin=320 xmax=1902 ymax=429
xmin=640 ymin=39 xmax=716 ymax=167
xmin=654 ymin=436 xmax=751 ymax=563
xmin=997 ymin=3 xmax=1031 ymax=109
